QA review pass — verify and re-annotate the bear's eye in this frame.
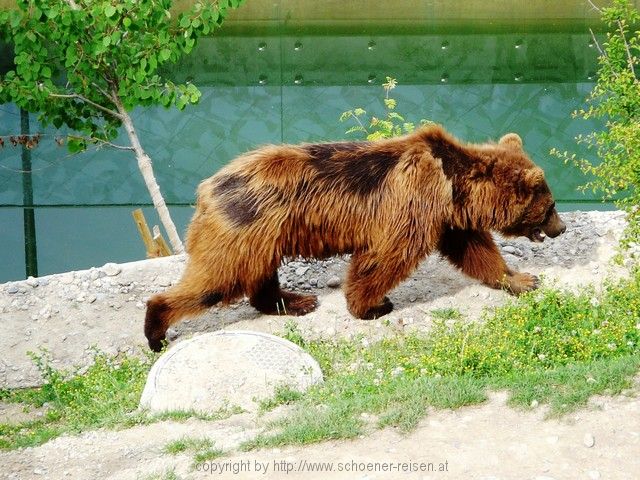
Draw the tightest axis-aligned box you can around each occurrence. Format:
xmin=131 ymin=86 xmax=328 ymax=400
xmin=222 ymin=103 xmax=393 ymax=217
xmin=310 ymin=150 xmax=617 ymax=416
xmin=545 ymin=202 xmax=556 ymax=218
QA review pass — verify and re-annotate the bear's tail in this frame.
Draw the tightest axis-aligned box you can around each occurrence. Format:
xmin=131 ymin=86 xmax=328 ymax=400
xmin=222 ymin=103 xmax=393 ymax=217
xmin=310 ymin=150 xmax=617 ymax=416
xmin=144 ymin=285 xmax=224 ymax=352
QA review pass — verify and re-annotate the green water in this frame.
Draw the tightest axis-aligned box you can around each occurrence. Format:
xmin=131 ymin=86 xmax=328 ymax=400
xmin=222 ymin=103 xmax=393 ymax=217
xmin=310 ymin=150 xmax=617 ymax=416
xmin=0 ymin=22 xmax=613 ymax=282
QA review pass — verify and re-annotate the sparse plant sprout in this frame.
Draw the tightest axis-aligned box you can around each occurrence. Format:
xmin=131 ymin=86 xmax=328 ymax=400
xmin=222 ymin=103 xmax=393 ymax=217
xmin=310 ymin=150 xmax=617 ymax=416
xmin=340 ymin=77 xmax=432 ymax=140
xmin=430 ymin=308 xmax=463 ymax=321
xmin=259 ymin=385 xmax=304 ymax=412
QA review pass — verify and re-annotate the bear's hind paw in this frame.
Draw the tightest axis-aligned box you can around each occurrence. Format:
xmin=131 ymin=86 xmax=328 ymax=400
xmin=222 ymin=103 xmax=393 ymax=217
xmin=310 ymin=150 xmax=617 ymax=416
xmin=279 ymin=291 xmax=319 ymax=316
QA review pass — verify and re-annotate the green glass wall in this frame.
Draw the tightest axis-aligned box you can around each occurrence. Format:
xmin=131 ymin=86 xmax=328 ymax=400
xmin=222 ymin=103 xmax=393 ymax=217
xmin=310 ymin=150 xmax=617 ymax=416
xmin=0 ymin=1 xmax=621 ymax=281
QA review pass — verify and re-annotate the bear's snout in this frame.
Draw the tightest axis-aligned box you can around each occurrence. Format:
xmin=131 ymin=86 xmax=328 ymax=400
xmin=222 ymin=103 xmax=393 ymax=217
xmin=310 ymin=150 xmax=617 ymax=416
xmin=542 ymin=211 xmax=566 ymax=239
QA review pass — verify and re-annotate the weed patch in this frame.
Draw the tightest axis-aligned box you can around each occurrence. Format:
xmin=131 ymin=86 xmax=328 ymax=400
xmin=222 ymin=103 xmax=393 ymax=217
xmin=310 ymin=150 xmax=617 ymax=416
xmin=247 ymin=271 xmax=640 ymax=449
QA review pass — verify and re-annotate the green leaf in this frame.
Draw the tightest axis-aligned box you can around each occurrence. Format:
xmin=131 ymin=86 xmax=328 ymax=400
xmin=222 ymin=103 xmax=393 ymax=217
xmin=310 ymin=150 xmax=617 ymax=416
xmin=102 ymin=36 xmax=111 ymax=47
xmin=46 ymin=7 xmax=59 ymax=19
xmin=104 ymin=5 xmax=116 ymax=18
xmin=67 ymin=137 xmax=86 ymax=153
xmin=159 ymin=49 xmax=171 ymax=61
xmin=122 ymin=17 xmax=131 ymax=28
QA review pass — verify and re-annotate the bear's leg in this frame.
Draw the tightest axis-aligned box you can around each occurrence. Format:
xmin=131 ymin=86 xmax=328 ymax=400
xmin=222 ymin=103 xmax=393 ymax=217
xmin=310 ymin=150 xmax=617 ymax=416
xmin=144 ymin=261 xmax=233 ymax=351
xmin=345 ymin=251 xmax=419 ymax=319
xmin=439 ymin=228 xmax=538 ymax=294
xmin=249 ymin=271 xmax=318 ymax=316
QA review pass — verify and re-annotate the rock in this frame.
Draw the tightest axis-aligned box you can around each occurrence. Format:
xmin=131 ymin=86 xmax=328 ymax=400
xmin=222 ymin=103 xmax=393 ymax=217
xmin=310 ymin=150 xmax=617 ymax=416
xmin=156 ymin=276 xmax=172 ymax=287
xmin=309 ymin=278 xmax=318 ymax=287
xmin=102 ymin=263 xmax=122 ymax=276
xmin=166 ymin=328 xmax=179 ymax=341
xmin=503 ymin=253 xmax=519 ymax=264
xmin=6 ymin=284 xmax=19 ymax=294
xmin=503 ymin=245 xmax=517 ymax=254
xmin=326 ymin=276 xmax=341 ymax=288
xmin=295 ymin=266 xmax=310 ymax=276
xmin=60 ymin=273 xmax=74 ymax=285
xmin=583 ymin=432 xmax=595 ymax=448
xmin=25 ymin=276 xmax=39 ymax=287
xmin=586 ymin=470 xmax=601 ymax=479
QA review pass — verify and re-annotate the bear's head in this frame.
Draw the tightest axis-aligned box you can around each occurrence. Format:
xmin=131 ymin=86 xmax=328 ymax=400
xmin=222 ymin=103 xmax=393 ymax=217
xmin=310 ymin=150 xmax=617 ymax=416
xmin=495 ymin=133 xmax=566 ymax=243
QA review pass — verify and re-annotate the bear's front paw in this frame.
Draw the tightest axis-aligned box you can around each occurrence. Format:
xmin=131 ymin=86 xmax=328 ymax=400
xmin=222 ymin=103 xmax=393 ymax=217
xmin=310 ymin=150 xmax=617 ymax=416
xmin=360 ymin=296 xmax=394 ymax=320
xmin=504 ymin=272 xmax=539 ymax=295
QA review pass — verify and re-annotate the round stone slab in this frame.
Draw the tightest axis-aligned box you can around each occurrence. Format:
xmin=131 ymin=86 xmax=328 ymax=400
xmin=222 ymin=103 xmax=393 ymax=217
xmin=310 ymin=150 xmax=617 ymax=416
xmin=139 ymin=330 xmax=323 ymax=413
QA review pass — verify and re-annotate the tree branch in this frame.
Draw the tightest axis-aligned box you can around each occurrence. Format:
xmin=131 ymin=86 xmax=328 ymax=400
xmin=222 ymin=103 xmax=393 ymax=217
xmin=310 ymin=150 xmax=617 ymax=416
xmin=589 ymin=28 xmax=606 ymax=57
xmin=91 ymin=82 xmax=116 ymax=102
xmin=616 ymin=20 xmax=637 ymax=79
xmin=586 ymin=0 xmax=602 ymax=13
xmin=589 ymin=28 xmax=620 ymax=80
xmin=67 ymin=0 xmax=80 ymax=11
xmin=48 ymin=93 xmax=122 ymax=119
xmin=88 ymin=137 xmax=134 ymax=151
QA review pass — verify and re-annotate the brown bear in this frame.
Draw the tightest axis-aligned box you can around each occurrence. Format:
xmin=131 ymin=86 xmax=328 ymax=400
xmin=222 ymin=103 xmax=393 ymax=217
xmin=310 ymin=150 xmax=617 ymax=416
xmin=144 ymin=124 xmax=566 ymax=351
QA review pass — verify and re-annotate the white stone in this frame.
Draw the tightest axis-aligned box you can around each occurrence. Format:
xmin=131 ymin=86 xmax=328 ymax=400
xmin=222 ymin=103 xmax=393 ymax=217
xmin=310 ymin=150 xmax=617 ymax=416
xmin=102 ymin=263 xmax=122 ymax=276
xmin=295 ymin=266 xmax=310 ymax=276
xmin=583 ymin=432 xmax=595 ymax=448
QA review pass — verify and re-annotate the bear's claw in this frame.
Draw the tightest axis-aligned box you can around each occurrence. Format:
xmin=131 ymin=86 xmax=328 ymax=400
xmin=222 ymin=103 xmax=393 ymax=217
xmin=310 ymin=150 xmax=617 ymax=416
xmin=360 ymin=296 xmax=394 ymax=320
xmin=505 ymin=272 xmax=539 ymax=295
xmin=147 ymin=336 xmax=166 ymax=353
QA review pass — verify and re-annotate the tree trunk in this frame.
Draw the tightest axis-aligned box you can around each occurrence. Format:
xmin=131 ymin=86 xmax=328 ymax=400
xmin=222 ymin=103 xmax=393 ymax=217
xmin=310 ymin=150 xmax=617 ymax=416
xmin=113 ymin=96 xmax=185 ymax=254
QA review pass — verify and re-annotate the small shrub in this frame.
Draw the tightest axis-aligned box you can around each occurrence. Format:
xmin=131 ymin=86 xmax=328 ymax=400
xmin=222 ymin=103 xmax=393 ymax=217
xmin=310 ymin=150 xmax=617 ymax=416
xmin=552 ymin=0 xmax=640 ymax=249
xmin=340 ymin=77 xmax=431 ymax=140
xmin=0 ymin=348 xmax=155 ymax=449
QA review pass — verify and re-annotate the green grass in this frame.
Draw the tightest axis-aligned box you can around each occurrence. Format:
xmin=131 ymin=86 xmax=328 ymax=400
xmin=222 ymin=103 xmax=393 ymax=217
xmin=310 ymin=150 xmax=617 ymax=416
xmin=0 ymin=348 xmax=154 ymax=450
xmin=139 ymin=468 xmax=180 ymax=480
xmin=164 ymin=436 xmax=223 ymax=464
xmin=2 ymin=271 xmax=640 ymax=454
xmin=430 ymin=307 xmax=463 ymax=320
xmin=258 ymin=385 xmax=304 ymax=412
xmin=244 ymin=269 xmax=640 ymax=450
xmin=0 ymin=348 xmax=239 ymax=451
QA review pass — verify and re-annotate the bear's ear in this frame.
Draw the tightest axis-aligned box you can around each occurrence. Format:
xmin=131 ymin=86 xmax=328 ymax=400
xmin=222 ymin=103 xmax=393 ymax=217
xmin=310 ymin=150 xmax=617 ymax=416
xmin=499 ymin=133 xmax=523 ymax=150
xmin=521 ymin=167 xmax=545 ymax=189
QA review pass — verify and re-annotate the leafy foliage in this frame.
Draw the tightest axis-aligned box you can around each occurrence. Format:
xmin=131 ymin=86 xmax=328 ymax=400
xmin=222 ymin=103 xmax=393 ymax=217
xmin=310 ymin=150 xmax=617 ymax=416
xmin=340 ymin=77 xmax=431 ymax=140
xmin=0 ymin=0 xmax=244 ymax=149
xmin=552 ymin=0 xmax=640 ymax=249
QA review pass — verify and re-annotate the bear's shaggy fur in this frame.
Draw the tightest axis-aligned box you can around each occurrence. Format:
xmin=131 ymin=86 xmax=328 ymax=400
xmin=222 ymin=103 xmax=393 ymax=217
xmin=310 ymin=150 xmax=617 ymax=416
xmin=145 ymin=125 xmax=566 ymax=351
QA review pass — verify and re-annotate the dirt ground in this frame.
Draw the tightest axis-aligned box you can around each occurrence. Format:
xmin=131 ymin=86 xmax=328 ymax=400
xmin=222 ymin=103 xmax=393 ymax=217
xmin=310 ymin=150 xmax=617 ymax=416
xmin=1 ymin=210 xmax=639 ymax=479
